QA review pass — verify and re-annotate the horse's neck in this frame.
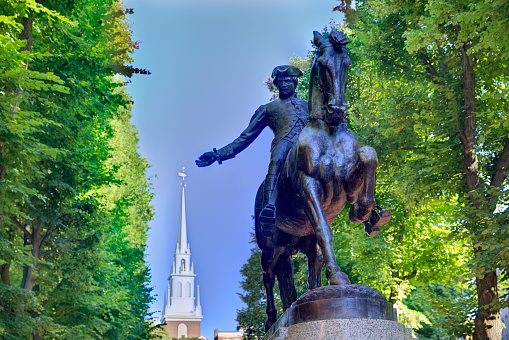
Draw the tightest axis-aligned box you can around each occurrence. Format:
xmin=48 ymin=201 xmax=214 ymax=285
xmin=308 ymin=62 xmax=323 ymax=118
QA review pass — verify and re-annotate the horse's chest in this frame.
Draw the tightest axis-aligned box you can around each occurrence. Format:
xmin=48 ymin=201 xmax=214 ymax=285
xmin=308 ymin=141 xmax=349 ymax=183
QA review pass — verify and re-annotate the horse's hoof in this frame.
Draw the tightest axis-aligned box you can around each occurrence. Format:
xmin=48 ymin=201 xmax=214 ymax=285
xmin=373 ymin=205 xmax=391 ymax=228
xmin=364 ymin=225 xmax=379 ymax=237
xmin=265 ymin=319 xmax=276 ymax=332
xmin=364 ymin=206 xmax=391 ymax=237
xmin=327 ymin=269 xmax=350 ymax=285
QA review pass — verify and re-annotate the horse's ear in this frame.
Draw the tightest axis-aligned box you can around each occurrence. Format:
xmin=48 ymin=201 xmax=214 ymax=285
xmin=313 ymin=31 xmax=326 ymax=48
xmin=330 ymin=30 xmax=350 ymax=46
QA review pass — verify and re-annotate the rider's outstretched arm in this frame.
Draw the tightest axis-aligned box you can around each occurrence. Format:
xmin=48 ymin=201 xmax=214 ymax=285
xmin=196 ymin=105 xmax=267 ymax=167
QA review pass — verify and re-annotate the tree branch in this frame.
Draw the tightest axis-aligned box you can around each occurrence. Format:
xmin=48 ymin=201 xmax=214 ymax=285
xmin=396 ymin=147 xmax=426 ymax=151
xmin=401 ymin=269 xmax=418 ymax=281
xmin=418 ymin=53 xmax=445 ymax=87
xmin=42 ymin=278 xmax=67 ymax=307
xmin=11 ymin=217 xmax=31 ymax=240
xmin=379 ymin=58 xmax=427 ymax=77
xmin=40 ymin=222 xmax=63 ymax=248
xmin=490 ymin=137 xmax=509 ymax=188
xmin=40 ymin=246 xmax=60 ymax=257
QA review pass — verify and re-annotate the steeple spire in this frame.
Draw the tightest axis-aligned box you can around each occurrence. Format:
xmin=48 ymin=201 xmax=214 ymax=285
xmin=177 ymin=168 xmax=188 ymax=252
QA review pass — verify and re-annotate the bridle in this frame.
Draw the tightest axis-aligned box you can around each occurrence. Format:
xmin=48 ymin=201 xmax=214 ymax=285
xmin=307 ymin=46 xmax=340 ymax=123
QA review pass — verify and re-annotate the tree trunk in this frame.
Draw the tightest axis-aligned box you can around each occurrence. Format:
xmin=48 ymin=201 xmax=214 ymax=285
xmin=473 ymin=271 xmax=502 ymax=340
xmin=389 ymin=286 xmax=398 ymax=304
xmin=21 ymin=225 xmax=40 ymax=292
xmin=458 ymin=44 xmax=502 ymax=340
xmin=1 ymin=264 xmax=10 ymax=286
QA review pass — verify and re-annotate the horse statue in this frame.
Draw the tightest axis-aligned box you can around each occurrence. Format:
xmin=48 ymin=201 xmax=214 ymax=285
xmin=254 ymin=30 xmax=391 ymax=331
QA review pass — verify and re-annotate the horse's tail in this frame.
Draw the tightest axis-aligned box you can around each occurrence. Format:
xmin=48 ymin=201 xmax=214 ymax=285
xmin=254 ymin=180 xmax=265 ymax=250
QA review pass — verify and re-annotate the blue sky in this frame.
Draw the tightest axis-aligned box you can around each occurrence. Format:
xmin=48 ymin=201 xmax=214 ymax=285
xmin=122 ymin=0 xmax=343 ymax=338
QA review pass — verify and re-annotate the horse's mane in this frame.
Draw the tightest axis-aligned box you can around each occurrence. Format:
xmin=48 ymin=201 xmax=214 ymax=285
xmin=308 ymin=50 xmax=322 ymax=119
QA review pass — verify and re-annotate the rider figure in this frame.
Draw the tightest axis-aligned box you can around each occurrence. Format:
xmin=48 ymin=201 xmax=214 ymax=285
xmin=196 ymin=65 xmax=308 ymax=233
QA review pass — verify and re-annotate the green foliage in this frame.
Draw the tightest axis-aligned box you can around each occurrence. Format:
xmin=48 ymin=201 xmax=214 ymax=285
xmin=333 ymin=0 xmax=509 ymax=337
xmin=0 ymin=0 xmax=154 ymax=338
xmin=236 ymin=233 xmax=273 ymax=340
xmin=404 ymin=284 xmax=475 ymax=339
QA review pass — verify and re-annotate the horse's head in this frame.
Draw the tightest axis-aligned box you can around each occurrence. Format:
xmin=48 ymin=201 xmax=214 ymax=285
xmin=310 ymin=30 xmax=351 ymax=126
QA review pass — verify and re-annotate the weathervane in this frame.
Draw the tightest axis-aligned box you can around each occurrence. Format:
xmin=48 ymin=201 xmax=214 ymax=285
xmin=178 ymin=167 xmax=187 ymax=186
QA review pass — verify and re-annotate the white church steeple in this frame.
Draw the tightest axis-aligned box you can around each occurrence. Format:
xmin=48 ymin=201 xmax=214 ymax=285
xmin=161 ymin=168 xmax=203 ymax=338
xmin=177 ymin=169 xmax=189 ymax=253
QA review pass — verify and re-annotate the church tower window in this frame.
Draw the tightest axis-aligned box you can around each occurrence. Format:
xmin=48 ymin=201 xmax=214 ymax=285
xmin=177 ymin=323 xmax=188 ymax=338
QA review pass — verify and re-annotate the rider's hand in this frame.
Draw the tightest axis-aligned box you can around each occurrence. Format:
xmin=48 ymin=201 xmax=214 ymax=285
xmin=195 ymin=151 xmax=217 ymax=167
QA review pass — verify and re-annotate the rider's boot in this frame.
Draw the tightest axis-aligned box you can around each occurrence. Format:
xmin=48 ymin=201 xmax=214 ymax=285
xmin=260 ymin=176 xmax=278 ymax=236
xmin=364 ymin=205 xmax=391 ymax=237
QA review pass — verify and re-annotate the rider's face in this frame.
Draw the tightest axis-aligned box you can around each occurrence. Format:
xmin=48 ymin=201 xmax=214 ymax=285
xmin=275 ymin=77 xmax=296 ymax=98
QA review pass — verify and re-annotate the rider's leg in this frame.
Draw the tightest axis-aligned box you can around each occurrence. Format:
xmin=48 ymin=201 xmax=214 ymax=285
xmin=259 ymin=140 xmax=294 ymax=225
xmin=260 ymin=175 xmax=278 ymax=219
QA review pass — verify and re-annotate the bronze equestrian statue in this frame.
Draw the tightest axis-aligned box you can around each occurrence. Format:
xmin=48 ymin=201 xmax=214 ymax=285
xmin=197 ymin=30 xmax=391 ymax=332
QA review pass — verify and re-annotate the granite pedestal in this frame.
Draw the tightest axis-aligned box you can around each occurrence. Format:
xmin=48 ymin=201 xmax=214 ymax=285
xmin=262 ymin=284 xmax=416 ymax=340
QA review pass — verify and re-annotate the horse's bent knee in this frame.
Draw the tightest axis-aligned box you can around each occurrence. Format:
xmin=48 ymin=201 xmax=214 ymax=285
xmin=358 ymin=146 xmax=378 ymax=166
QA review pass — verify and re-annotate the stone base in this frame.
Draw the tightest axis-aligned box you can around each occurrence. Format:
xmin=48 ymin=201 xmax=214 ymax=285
xmin=262 ymin=284 xmax=417 ymax=340
xmin=265 ymin=318 xmax=414 ymax=340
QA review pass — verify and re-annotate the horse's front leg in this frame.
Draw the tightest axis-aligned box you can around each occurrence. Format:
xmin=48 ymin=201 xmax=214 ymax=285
xmin=299 ymin=235 xmax=323 ymax=290
xmin=301 ymin=175 xmax=350 ymax=285
xmin=345 ymin=146 xmax=378 ymax=223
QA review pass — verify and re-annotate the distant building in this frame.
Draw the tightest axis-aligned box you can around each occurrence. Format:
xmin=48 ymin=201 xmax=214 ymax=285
xmin=161 ymin=169 xmax=203 ymax=339
xmin=502 ymin=307 xmax=508 ymax=340
xmin=214 ymin=329 xmax=243 ymax=340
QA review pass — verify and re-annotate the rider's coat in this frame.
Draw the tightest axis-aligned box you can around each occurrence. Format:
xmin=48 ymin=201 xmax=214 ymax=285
xmin=217 ymin=93 xmax=309 ymax=161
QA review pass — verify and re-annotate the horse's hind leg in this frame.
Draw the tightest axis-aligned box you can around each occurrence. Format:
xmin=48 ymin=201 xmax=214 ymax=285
xmin=346 ymin=146 xmax=378 ymax=223
xmin=275 ymin=253 xmax=297 ymax=310
xmin=301 ymin=176 xmax=350 ymax=285
xmin=261 ymin=250 xmax=278 ymax=332
xmin=300 ymin=235 xmax=323 ymax=290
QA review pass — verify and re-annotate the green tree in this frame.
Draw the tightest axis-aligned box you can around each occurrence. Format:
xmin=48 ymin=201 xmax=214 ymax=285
xmin=236 ymin=233 xmax=272 ymax=340
xmin=404 ymin=284 xmax=475 ymax=339
xmin=334 ymin=1 xmax=509 ymax=338
xmin=0 ymin=0 xmax=154 ymax=338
